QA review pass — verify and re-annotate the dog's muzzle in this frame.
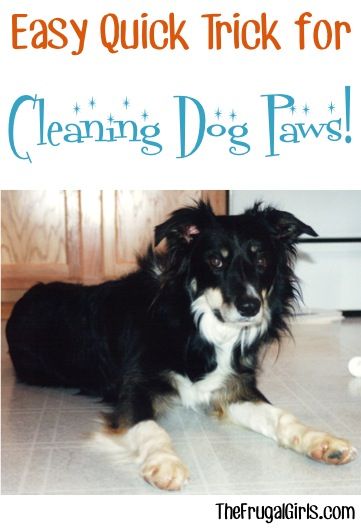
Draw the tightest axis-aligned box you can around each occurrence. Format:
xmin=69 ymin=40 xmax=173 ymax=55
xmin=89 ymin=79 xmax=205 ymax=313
xmin=203 ymin=287 xmax=264 ymax=325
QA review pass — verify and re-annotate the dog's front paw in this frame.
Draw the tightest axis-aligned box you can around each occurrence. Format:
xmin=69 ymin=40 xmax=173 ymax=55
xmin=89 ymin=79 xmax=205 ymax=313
xmin=305 ymin=433 xmax=357 ymax=465
xmin=141 ymin=453 xmax=189 ymax=491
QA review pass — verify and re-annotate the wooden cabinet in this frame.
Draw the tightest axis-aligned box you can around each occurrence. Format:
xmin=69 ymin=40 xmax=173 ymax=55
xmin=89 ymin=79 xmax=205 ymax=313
xmin=1 ymin=190 xmax=227 ymax=318
xmin=1 ymin=191 xmax=81 ymax=288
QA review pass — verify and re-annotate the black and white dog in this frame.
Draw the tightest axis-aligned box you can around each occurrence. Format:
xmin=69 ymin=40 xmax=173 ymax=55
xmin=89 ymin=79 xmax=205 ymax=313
xmin=6 ymin=201 xmax=356 ymax=490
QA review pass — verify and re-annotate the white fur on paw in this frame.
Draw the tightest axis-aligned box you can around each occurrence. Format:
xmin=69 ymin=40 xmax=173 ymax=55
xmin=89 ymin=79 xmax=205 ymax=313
xmin=304 ymin=432 xmax=357 ymax=465
xmin=141 ymin=454 xmax=189 ymax=491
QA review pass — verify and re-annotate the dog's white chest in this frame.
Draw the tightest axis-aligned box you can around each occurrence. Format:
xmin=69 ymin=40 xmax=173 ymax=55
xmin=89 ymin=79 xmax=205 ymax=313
xmin=171 ymin=342 xmax=234 ymax=409
xmin=171 ymin=294 xmax=268 ymax=409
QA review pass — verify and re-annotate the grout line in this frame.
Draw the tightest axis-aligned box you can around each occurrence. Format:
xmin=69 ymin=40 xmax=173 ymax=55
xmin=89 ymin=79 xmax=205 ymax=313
xmin=39 ymin=448 xmax=54 ymax=494
xmin=5 ymin=475 xmax=361 ymax=496
xmin=51 ymin=391 xmax=64 ymax=443
xmin=40 ymin=390 xmax=65 ymax=492
xmin=17 ymin=392 xmax=49 ymax=494
xmin=184 ymin=437 xmax=209 ymax=494
xmin=177 ymin=409 xmax=210 ymax=493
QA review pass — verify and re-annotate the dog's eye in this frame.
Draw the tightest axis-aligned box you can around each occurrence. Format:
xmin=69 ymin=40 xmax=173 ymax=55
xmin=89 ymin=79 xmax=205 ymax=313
xmin=249 ymin=241 xmax=261 ymax=253
xmin=209 ymin=257 xmax=223 ymax=269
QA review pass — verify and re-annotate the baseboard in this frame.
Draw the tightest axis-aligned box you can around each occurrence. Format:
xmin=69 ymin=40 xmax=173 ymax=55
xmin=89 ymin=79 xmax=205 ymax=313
xmin=342 ymin=310 xmax=361 ymax=318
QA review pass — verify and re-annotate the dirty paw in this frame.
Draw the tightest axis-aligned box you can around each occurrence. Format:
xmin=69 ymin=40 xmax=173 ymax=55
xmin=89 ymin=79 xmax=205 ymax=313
xmin=307 ymin=434 xmax=357 ymax=465
xmin=141 ymin=454 xmax=189 ymax=491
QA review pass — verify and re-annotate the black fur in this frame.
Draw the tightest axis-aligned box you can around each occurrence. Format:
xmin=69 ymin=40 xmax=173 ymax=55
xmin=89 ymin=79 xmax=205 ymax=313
xmin=6 ymin=201 xmax=317 ymax=429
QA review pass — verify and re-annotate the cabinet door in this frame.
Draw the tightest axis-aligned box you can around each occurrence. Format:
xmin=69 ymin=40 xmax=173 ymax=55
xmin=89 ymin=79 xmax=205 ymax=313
xmin=1 ymin=190 xmax=82 ymax=318
xmin=1 ymin=190 xmax=82 ymax=289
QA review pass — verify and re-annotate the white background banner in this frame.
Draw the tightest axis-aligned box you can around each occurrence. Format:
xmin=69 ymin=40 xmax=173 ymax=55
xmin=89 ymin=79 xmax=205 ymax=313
xmin=0 ymin=0 xmax=360 ymax=189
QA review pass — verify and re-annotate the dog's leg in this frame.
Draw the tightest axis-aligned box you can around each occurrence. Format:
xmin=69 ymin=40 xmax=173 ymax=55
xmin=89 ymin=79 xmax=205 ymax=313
xmin=122 ymin=419 xmax=189 ymax=491
xmin=225 ymin=400 xmax=357 ymax=464
xmin=99 ymin=385 xmax=189 ymax=491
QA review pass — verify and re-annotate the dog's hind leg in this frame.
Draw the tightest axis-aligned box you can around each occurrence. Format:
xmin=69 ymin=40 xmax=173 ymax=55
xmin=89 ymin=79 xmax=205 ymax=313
xmin=224 ymin=400 xmax=357 ymax=465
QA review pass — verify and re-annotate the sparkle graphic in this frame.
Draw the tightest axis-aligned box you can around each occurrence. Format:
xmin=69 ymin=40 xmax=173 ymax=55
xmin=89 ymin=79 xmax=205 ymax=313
xmin=141 ymin=110 xmax=149 ymax=121
xmin=215 ymin=108 xmax=222 ymax=120
xmin=123 ymin=97 xmax=130 ymax=109
xmin=107 ymin=113 xmax=115 ymax=125
xmin=328 ymin=102 xmax=336 ymax=113
xmin=290 ymin=105 xmax=296 ymax=115
xmin=73 ymin=103 xmax=80 ymax=115
xmin=302 ymin=104 xmax=310 ymax=115
xmin=89 ymin=97 xmax=96 ymax=109
xmin=229 ymin=109 xmax=237 ymax=121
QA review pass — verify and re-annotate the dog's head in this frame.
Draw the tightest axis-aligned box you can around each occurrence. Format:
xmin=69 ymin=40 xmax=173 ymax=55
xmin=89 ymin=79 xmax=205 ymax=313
xmin=155 ymin=201 xmax=317 ymax=331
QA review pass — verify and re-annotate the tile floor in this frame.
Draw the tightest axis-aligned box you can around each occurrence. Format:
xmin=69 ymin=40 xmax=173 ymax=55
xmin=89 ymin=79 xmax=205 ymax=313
xmin=1 ymin=319 xmax=361 ymax=495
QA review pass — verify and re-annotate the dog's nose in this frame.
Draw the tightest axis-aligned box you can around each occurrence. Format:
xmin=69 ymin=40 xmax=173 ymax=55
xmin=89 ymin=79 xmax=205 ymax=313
xmin=237 ymin=298 xmax=261 ymax=317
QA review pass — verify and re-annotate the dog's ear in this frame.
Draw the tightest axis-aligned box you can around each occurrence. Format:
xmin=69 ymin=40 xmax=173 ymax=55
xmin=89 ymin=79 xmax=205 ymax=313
xmin=266 ymin=208 xmax=318 ymax=241
xmin=155 ymin=200 xmax=215 ymax=246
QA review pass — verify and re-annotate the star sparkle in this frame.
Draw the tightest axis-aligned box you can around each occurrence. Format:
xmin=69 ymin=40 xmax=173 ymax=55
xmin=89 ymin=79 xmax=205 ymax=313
xmin=302 ymin=104 xmax=310 ymax=115
xmin=73 ymin=103 xmax=80 ymax=115
xmin=229 ymin=109 xmax=237 ymax=121
xmin=141 ymin=110 xmax=149 ymax=121
xmin=215 ymin=108 xmax=222 ymax=120
xmin=123 ymin=97 xmax=130 ymax=109
xmin=89 ymin=97 xmax=96 ymax=109
xmin=290 ymin=105 xmax=296 ymax=115
xmin=328 ymin=102 xmax=336 ymax=113
xmin=107 ymin=113 xmax=115 ymax=125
